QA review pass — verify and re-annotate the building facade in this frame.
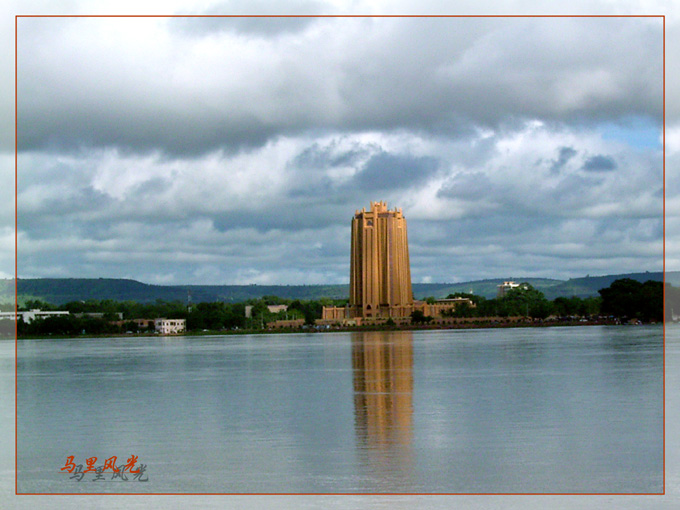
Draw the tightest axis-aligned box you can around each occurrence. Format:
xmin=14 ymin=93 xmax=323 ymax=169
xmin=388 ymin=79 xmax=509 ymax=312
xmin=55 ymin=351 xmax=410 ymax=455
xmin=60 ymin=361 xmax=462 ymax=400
xmin=320 ymin=201 xmax=474 ymax=325
xmin=497 ymin=281 xmax=526 ymax=298
xmin=0 ymin=309 xmax=70 ymax=323
xmin=154 ymin=318 xmax=186 ymax=335
xmin=349 ymin=201 xmax=414 ymax=319
xmin=245 ymin=304 xmax=288 ymax=318
xmin=322 ymin=201 xmax=414 ymax=322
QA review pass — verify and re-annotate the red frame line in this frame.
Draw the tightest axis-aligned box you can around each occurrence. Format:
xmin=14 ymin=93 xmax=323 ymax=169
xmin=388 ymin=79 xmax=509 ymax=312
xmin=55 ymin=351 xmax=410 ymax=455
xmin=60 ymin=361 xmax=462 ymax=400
xmin=14 ymin=13 xmax=666 ymax=497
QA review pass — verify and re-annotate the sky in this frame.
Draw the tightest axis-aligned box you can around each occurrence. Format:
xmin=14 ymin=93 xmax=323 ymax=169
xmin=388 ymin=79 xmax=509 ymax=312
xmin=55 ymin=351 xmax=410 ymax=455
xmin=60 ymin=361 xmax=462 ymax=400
xmin=2 ymin=1 xmax=676 ymax=288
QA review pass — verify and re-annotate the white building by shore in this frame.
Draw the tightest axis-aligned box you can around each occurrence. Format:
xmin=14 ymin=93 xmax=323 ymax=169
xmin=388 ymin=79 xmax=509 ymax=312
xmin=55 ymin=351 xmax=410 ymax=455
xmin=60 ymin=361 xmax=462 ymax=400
xmin=0 ymin=309 xmax=70 ymax=323
xmin=154 ymin=318 xmax=186 ymax=335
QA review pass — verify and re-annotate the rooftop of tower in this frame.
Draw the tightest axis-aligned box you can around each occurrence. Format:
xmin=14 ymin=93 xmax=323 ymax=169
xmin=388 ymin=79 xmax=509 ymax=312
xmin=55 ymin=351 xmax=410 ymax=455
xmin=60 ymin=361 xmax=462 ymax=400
xmin=355 ymin=201 xmax=403 ymax=217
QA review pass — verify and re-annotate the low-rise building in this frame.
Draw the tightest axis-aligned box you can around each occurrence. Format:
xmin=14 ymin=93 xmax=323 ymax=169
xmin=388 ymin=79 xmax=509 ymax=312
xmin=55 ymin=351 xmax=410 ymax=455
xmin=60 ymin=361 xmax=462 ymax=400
xmin=320 ymin=297 xmax=474 ymax=326
xmin=421 ymin=298 xmax=474 ymax=317
xmin=0 ymin=309 xmax=70 ymax=323
xmin=245 ymin=304 xmax=289 ymax=318
xmin=497 ymin=281 xmax=527 ymax=298
xmin=74 ymin=312 xmax=123 ymax=320
xmin=132 ymin=318 xmax=155 ymax=329
xmin=154 ymin=318 xmax=186 ymax=335
xmin=266 ymin=318 xmax=306 ymax=329
xmin=110 ymin=318 xmax=155 ymax=330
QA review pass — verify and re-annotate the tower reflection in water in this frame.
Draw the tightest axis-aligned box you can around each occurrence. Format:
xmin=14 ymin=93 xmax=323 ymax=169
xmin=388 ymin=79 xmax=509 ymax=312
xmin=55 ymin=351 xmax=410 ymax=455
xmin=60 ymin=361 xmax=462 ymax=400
xmin=352 ymin=330 xmax=414 ymax=484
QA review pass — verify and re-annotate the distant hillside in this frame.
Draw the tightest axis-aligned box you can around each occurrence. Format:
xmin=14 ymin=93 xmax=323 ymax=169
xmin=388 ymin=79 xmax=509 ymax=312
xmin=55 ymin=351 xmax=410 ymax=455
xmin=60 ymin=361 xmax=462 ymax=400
xmin=2 ymin=271 xmax=672 ymax=305
xmin=5 ymin=278 xmax=350 ymax=305
xmin=543 ymin=271 xmax=667 ymax=299
xmin=423 ymin=272 xmax=668 ymax=300
xmin=413 ymin=278 xmax=564 ymax=300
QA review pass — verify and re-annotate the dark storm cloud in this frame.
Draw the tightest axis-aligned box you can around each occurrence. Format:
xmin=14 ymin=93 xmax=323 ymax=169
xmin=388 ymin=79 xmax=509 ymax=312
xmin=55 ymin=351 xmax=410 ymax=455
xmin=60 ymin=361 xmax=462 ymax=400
xmin=168 ymin=4 xmax=323 ymax=37
xmin=18 ymin=99 xmax=279 ymax=157
xmin=421 ymin=213 xmax=557 ymax=244
xmin=16 ymin=16 xmax=663 ymax=156
xmin=19 ymin=183 xmax=113 ymax=228
xmin=294 ymin=141 xmax=373 ymax=170
xmin=350 ymin=152 xmax=439 ymax=191
xmin=582 ymin=155 xmax=617 ymax=172
xmin=212 ymin=207 xmax=338 ymax=232
xmin=407 ymin=211 xmax=662 ymax=283
xmin=550 ymin=146 xmax=577 ymax=173
xmin=287 ymin=140 xmax=440 ymax=200
xmin=437 ymin=171 xmax=492 ymax=200
xmin=14 ymin=123 xmax=663 ymax=285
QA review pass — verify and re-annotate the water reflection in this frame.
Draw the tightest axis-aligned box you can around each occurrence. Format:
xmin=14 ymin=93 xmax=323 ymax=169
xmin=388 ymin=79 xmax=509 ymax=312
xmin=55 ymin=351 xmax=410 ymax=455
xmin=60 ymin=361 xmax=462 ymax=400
xmin=352 ymin=331 xmax=414 ymax=487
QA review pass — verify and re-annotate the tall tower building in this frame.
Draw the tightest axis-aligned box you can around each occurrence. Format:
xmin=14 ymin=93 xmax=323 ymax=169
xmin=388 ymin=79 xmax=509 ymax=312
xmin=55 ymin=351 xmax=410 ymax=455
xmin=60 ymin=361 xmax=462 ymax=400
xmin=320 ymin=201 xmax=470 ymax=324
xmin=349 ymin=201 xmax=414 ymax=318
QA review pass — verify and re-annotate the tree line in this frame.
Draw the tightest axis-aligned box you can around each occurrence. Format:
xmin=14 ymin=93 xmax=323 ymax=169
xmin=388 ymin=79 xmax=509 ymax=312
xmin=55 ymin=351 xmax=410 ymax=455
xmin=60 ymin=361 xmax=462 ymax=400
xmin=8 ymin=278 xmax=667 ymax=337
xmin=414 ymin=278 xmax=665 ymax=323
xmin=13 ymin=296 xmax=345 ymax=336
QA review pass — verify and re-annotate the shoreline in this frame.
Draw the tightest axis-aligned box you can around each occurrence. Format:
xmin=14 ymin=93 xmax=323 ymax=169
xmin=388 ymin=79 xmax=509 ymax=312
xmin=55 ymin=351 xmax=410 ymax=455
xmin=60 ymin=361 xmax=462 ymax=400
xmin=9 ymin=318 xmax=659 ymax=340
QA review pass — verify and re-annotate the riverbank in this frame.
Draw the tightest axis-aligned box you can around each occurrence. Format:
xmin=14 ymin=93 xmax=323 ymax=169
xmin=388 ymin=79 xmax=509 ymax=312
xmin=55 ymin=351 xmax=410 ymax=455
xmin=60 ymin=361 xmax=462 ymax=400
xmin=8 ymin=317 xmax=642 ymax=340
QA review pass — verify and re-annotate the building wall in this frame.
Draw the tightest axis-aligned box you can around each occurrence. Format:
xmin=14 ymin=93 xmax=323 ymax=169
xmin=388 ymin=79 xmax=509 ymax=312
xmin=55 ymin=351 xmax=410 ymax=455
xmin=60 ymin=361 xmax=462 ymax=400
xmin=322 ymin=306 xmax=349 ymax=320
xmin=349 ymin=201 xmax=414 ymax=319
xmin=266 ymin=318 xmax=305 ymax=329
xmin=322 ymin=298 xmax=474 ymax=324
xmin=421 ymin=298 xmax=474 ymax=317
xmin=111 ymin=318 xmax=155 ymax=329
xmin=245 ymin=304 xmax=289 ymax=318
xmin=154 ymin=318 xmax=186 ymax=335
xmin=497 ymin=281 xmax=523 ymax=298
xmin=0 ymin=309 xmax=70 ymax=323
xmin=321 ymin=202 xmax=475 ymax=324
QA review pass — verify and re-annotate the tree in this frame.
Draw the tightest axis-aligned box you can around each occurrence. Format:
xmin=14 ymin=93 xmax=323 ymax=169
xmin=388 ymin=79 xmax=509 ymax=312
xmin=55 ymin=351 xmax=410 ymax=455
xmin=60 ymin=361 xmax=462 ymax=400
xmin=476 ymin=298 xmax=500 ymax=317
xmin=639 ymin=280 xmax=664 ymax=322
xmin=553 ymin=296 xmax=582 ymax=317
xmin=124 ymin=321 xmax=139 ymax=333
xmin=598 ymin=278 xmax=663 ymax=322
xmin=441 ymin=301 xmax=475 ymax=318
xmin=501 ymin=283 xmax=553 ymax=319
xmin=22 ymin=299 xmax=54 ymax=311
xmin=411 ymin=310 xmax=433 ymax=324
xmin=599 ymin=278 xmax=643 ymax=319
xmin=262 ymin=295 xmax=286 ymax=306
xmin=446 ymin=292 xmax=483 ymax=305
xmin=553 ymin=296 xmax=601 ymax=318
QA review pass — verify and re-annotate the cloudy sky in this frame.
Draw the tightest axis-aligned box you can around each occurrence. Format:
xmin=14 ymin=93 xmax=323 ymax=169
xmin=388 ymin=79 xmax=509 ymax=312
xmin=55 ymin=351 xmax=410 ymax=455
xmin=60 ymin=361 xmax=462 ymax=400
xmin=3 ymin=2 xmax=676 ymax=286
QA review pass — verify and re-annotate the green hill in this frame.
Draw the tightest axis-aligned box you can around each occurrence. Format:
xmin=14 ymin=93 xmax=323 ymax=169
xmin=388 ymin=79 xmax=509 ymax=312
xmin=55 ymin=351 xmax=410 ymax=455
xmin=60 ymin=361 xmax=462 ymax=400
xmin=413 ymin=278 xmax=563 ymax=300
xmin=543 ymin=272 xmax=666 ymax=299
xmin=5 ymin=278 xmax=350 ymax=306
xmin=415 ymin=272 xmax=669 ymax=300
xmin=1 ymin=271 xmax=671 ymax=306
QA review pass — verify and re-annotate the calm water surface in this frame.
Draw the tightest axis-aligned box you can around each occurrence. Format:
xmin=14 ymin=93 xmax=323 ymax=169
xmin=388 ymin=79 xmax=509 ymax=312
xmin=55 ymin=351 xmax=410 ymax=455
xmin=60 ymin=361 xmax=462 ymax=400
xmin=16 ymin=326 xmax=663 ymax=494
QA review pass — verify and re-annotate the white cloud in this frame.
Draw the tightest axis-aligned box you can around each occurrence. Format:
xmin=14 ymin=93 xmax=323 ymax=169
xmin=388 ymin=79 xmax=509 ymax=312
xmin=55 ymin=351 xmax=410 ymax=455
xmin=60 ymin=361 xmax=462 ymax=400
xmin=668 ymin=124 xmax=680 ymax=156
xmin=15 ymin=16 xmax=662 ymax=155
xmin=5 ymin=9 xmax=668 ymax=284
xmin=13 ymin=115 xmax=663 ymax=284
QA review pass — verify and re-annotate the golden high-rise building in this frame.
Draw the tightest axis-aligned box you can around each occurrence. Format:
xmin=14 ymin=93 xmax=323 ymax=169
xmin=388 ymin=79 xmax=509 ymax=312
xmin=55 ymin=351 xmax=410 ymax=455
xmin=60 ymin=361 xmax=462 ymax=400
xmin=320 ymin=201 xmax=471 ymax=324
xmin=349 ymin=201 xmax=414 ymax=319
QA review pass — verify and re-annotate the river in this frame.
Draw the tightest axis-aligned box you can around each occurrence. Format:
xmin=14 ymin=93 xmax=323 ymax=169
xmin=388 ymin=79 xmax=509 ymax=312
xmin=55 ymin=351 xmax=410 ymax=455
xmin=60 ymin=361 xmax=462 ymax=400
xmin=12 ymin=325 xmax=663 ymax=496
